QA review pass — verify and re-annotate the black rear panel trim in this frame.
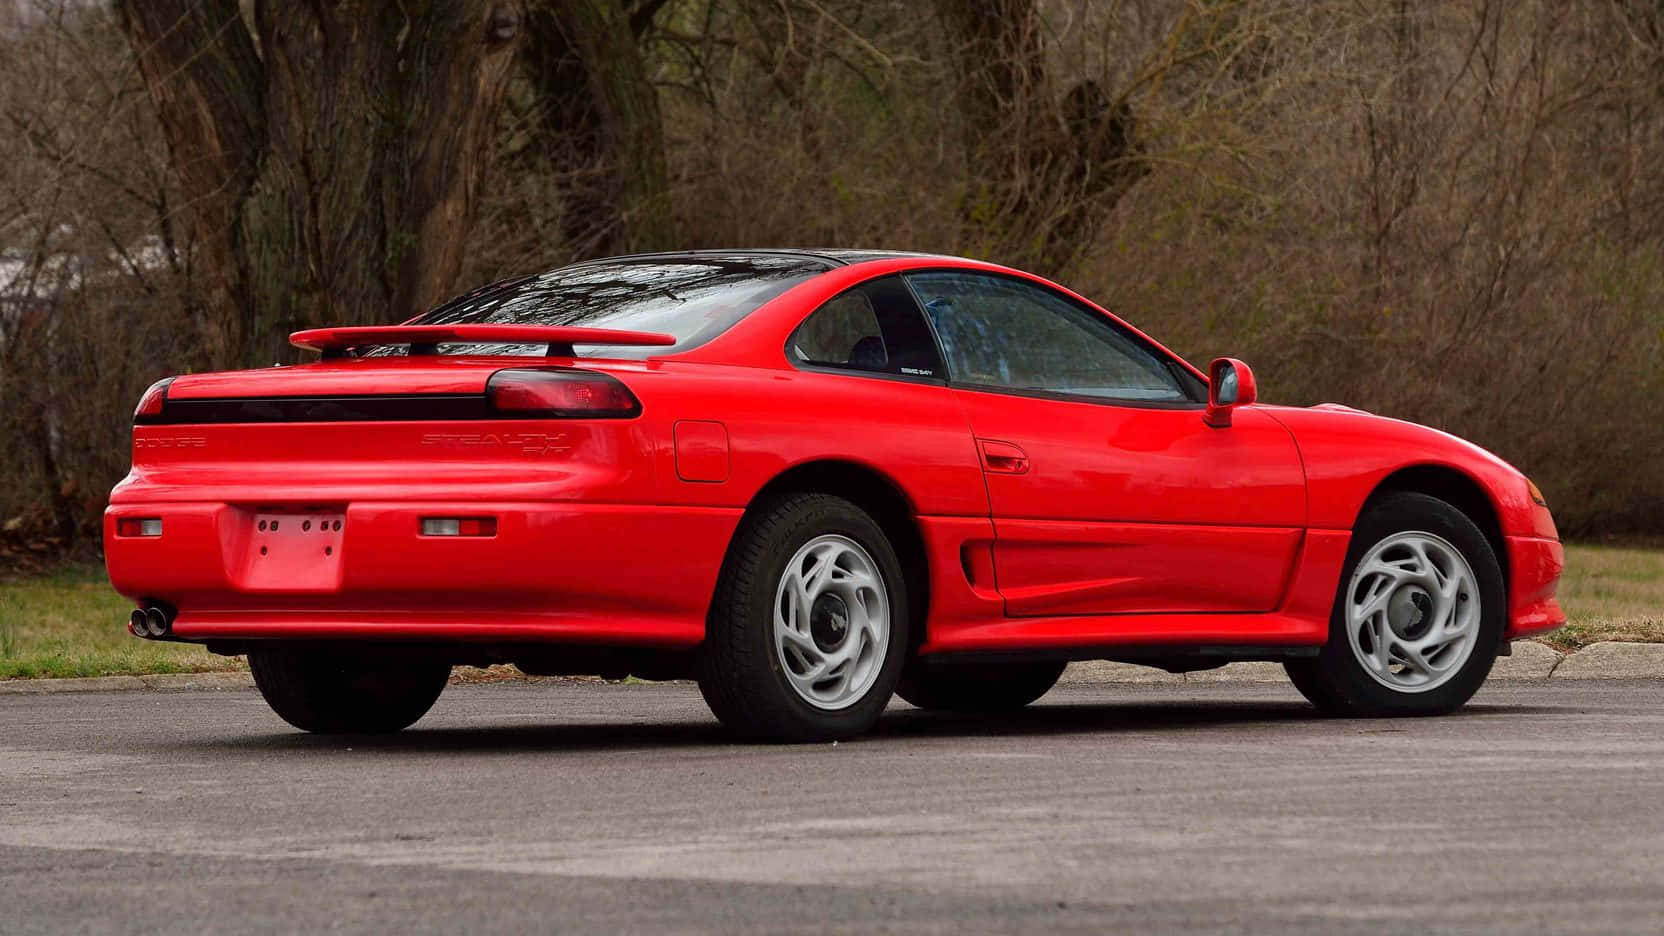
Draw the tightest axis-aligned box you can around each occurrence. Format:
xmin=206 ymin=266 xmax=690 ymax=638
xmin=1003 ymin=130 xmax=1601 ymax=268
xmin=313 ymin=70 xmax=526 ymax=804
xmin=143 ymin=394 xmax=489 ymax=424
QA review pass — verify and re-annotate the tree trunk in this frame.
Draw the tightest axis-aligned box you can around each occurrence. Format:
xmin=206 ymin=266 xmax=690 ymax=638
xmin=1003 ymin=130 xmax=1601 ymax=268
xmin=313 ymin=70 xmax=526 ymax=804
xmin=523 ymin=0 xmax=672 ymax=258
xmin=118 ymin=0 xmax=265 ymax=368
xmin=118 ymin=1 xmax=523 ymax=368
xmin=734 ymin=0 xmax=823 ymax=154
xmin=933 ymin=0 xmax=1144 ymax=277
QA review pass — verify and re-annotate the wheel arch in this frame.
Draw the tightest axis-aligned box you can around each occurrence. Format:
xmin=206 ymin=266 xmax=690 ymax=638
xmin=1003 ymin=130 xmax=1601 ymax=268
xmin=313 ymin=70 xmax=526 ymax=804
xmin=1361 ymin=464 xmax=1508 ymax=594
xmin=714 ymin=459 xmax=931 ymax=645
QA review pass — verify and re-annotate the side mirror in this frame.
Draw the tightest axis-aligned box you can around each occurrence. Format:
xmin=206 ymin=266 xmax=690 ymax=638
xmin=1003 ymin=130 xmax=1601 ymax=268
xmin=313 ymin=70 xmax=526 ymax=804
xmin=1204 ymin=357 xmax=1257 ymax=428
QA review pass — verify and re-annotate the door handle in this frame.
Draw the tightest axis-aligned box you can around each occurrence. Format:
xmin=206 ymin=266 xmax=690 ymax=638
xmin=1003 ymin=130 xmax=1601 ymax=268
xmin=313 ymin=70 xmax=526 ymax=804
xmin=978 ymin=439 xmax=1030 ymax=474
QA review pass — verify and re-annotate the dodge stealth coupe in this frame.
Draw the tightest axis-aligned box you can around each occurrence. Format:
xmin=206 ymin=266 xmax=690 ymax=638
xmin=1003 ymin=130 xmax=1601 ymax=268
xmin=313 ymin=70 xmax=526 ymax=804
xmin=105 ymin=250 xmax=1565 ymax=741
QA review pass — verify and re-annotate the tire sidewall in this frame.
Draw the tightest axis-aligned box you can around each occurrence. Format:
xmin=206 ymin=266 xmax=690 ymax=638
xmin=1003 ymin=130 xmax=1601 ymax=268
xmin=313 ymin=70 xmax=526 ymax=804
xmin=249 ymin=649 xmax=448 ymax=733
xmin=740 ymin=497 xmax=909 ymax=737
xmin=1317 ymin=492 xmax=1505 ymax=715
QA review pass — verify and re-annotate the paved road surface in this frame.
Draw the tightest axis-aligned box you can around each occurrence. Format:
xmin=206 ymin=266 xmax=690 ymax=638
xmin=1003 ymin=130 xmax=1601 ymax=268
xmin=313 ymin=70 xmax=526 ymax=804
xmin=3 ymin=679 xmax=1661 ymax=933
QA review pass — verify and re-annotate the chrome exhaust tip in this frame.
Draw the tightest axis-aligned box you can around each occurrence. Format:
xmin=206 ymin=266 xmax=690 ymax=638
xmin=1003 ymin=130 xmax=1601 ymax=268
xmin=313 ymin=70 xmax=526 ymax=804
xmin=129 ymin=609 xmax=149 ymax=636
xmin=142 ymin=606 xmax=170 ymax=638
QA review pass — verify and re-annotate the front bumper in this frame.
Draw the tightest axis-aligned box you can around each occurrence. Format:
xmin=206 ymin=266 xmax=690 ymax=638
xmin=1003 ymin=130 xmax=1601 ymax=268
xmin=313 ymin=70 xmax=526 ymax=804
xmin=1506 ymin=534 xmax=1565 ymax=639
xmin=104 ymin=501 xmax=740 ymax=647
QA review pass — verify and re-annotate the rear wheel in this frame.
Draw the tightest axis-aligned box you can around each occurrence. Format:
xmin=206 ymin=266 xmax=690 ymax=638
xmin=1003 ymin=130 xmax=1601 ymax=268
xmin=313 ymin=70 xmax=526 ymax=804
xmin=1285 ymin=492 xmax=1504 ymax=716
xmin=248 ymin=648 xmax=450 ymax=734
xmin=697 ymin=493 xmax=908 ymax=742
xmin=897 ymin=660 xmax=1066 ymax=713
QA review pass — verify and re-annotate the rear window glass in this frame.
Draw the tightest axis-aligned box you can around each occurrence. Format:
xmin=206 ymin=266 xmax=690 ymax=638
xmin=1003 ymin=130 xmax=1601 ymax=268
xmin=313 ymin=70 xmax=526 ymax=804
xmin=374 ymin=254 xmax=827 ymax=358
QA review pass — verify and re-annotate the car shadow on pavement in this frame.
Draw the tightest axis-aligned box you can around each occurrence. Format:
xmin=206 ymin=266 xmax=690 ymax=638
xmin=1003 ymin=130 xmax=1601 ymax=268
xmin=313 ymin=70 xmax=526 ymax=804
xmin=878 ymin=700 xmax=1324 ymax=739
xmin=166 ymin=698 xmax=1534 ymax=756
xmin=175 ymin=719 xmax=735 ymax=755
xmin=874 ymin=700 xmax=1529 ymax=740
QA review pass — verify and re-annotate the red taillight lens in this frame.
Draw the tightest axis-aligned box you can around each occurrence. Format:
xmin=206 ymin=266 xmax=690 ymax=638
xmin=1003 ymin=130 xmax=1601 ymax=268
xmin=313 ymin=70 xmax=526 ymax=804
xmin=134 ymin=378 xmax=172 ymax=422
xmin=487 ymin=369 xmax=640 ymax=418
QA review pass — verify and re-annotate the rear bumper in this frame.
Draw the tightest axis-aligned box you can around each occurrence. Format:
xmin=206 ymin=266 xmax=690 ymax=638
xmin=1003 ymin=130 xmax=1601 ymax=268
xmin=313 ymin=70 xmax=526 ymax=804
xmin=1506 ymin=534 xmax=1565 ymax=639
xmin=104 ymin=501 xmax=740 ymax=647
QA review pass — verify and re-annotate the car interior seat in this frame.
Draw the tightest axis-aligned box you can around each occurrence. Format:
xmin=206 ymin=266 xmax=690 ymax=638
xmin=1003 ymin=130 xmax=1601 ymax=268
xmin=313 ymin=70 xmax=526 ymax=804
xmin=848 ymin=335 xmax=888 ymax=369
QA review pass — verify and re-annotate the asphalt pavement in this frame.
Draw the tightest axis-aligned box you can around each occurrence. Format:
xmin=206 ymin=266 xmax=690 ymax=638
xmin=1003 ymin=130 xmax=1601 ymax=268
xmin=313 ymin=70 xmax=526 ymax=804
xmin=3 ymin=678 xmax=1662 ymax=934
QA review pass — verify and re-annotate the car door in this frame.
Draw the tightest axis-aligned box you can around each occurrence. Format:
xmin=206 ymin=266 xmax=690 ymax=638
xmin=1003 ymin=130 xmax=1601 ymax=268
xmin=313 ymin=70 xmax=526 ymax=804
xmin=904 ymin=270 xmax=1307 ymax=617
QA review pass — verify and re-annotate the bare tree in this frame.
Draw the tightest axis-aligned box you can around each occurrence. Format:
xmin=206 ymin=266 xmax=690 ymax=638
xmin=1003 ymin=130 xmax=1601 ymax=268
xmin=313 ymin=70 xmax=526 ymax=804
xmin=520 ymin=0 xmax=673 ymax=257
xmin=933 ymin=0 xmax=1145 ymax=276
xmin=118 ymin=0 xmax=523 ymax=368
xmin=5 ymin=0 xmax=1664 ymax=552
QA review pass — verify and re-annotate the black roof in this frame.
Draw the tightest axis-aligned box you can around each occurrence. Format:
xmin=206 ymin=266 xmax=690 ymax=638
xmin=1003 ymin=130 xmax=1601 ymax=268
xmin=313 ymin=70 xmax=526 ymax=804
xmin=804 ymin=249 xmax=962 ymax=265
xmin=567 ymin=248 xmax=961 ymax=269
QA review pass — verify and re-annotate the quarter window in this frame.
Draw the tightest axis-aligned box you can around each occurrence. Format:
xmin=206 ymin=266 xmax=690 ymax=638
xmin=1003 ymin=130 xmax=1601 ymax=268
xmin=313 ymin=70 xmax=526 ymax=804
xmin=789 ymin=276 xmax=945 ymax=380
xmin=905 ymin=271 xmax=1193 ymax=402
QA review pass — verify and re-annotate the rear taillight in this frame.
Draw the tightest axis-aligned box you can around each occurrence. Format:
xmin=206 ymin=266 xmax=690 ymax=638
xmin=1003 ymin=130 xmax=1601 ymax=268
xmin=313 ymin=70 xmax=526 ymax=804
xmin=116 ymin=518 xmax=163 ymax=537
xmin=134 ymin=378 xmax=172 ymax=423
xmin=420 ymin=517 xmax=497 ymax=537
xmin=486 ymin=368 xmax=641 ymax=418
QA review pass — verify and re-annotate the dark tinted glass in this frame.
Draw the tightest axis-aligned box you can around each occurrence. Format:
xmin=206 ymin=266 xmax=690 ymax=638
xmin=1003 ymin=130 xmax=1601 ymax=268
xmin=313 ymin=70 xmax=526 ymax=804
xmin=788 ymin=276 xmax=945 ymax=379
xmin=380 ymin=254 xmax=826 ymax=358
xmin=905 ymin=271 xmax=1193 ymax=402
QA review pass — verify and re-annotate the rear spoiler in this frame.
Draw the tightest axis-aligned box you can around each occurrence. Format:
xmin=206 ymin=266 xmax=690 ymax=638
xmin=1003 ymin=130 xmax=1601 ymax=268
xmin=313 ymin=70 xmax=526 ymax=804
xmin=289 ymin=325 xmax=677 ymax=359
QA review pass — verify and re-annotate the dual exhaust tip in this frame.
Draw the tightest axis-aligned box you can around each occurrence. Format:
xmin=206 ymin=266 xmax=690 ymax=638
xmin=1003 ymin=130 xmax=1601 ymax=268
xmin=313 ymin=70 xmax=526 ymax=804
xmin=129 ymin=604 xmax=175 ymax=639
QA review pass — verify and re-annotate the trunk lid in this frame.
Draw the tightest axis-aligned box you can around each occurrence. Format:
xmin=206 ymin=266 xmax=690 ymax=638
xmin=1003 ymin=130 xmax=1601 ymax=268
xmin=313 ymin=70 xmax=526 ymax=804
xmin=120 ymin=357 xmax=662 ymax=506
xmin=165 ymin=358 xmax=506 ymax=400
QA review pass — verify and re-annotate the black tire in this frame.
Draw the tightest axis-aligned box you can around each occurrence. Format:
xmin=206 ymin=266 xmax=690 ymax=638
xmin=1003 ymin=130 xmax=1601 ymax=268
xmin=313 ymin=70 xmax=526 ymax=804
xmin=696 ymin=493 xmax=909 ymax=742
xmin=1285 ymin=491 xmax=1505 ymax=717
xmin=897 ymin=660 xmax=1066 ymax=713
xmin=248 ymin=648 xmax=450 ymax=734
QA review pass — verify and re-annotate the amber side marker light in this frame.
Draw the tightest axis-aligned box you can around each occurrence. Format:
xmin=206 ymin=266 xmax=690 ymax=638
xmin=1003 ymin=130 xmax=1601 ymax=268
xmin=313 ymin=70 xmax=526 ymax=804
xmin=1527 ymin=479 xmax=1549 ymax=508
xmin=116 ymin=518 xmax=163 ymax=537
xmin=419 ymin=517 xmax=497 ymax=537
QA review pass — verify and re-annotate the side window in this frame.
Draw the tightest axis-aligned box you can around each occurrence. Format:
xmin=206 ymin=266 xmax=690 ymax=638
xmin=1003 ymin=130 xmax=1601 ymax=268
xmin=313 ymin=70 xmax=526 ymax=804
xmin=789 ymin=276 xmax=945 ymax=380
xmin=793 ymin=291 xmax=884 ymax=366
xmin=905 ymin=271 xmax=1193 ymax=403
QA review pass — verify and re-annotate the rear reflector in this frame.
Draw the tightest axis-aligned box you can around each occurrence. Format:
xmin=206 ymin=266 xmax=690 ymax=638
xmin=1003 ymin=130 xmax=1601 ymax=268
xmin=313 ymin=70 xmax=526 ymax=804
xmin=133 ymin=378 xmax=172 ymax=422
xmin=487 ymin=368 xmax=640 ymax=418
xmin=420 ymin=517 xmax=497 ymax=537
xmin=116 ymin=518 xmax=163 ymax=537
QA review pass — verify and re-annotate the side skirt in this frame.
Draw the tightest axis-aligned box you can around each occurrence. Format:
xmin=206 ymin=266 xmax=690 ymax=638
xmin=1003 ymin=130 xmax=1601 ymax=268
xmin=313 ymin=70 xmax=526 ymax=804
xmin=921 ymin=643 xmax=1320 ymax=674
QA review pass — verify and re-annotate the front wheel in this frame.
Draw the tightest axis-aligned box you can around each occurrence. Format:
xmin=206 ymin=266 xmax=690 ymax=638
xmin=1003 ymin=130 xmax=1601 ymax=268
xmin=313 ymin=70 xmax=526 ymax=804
xmin=249 ymin=649 xmax=450 ymax=733
xmin=696 ymin=493 xmax=909 ymax=742
xmin=1285 ymin=492 xmax=1504 ymax=716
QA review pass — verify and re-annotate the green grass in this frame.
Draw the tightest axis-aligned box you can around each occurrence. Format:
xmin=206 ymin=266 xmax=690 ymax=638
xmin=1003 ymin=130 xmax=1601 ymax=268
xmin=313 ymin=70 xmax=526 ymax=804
xmin=1546 ymin=544 xmax=1664 ymax=651
xmin=0 ymin=544 xmax=1659 ymax=679
xmin=0 ymin=565 xmax=242 ymax=679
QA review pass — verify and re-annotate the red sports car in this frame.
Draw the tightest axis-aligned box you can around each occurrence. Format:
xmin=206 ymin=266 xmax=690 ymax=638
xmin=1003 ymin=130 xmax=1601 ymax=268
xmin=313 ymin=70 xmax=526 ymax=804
xmin=105 ymin=250 xmax=1565 ymax=741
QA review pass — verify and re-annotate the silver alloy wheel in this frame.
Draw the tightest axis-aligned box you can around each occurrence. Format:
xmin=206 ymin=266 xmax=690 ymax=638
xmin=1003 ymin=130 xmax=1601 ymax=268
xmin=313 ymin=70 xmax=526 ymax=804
xmin=772 ymin=533 xmax=890 ymax=711
xmin=1345 ymin=530 xmax=1482 ymax=693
